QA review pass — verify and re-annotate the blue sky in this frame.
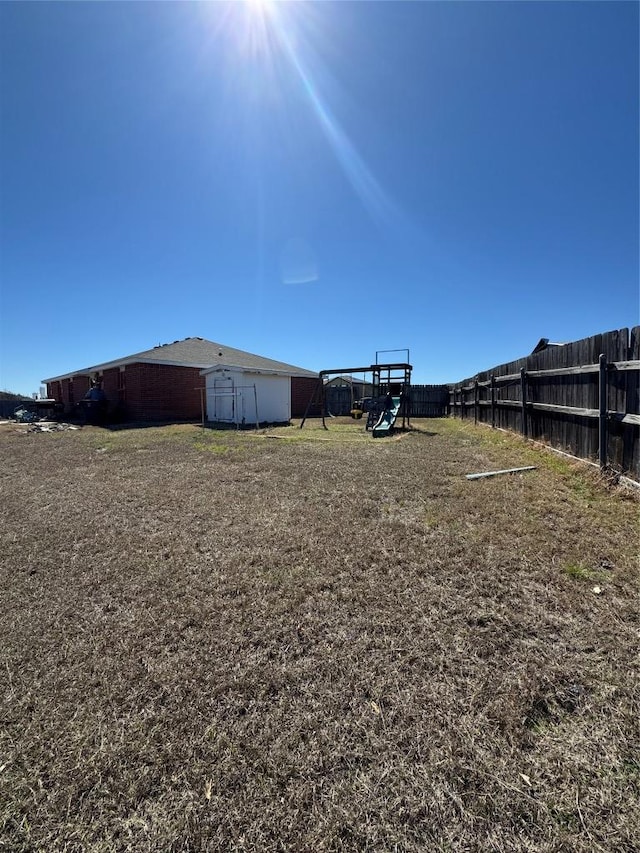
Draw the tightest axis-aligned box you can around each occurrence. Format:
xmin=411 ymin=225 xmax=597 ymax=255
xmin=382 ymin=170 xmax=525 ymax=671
xmin=1 ymin=0 xmax=638 ymax=395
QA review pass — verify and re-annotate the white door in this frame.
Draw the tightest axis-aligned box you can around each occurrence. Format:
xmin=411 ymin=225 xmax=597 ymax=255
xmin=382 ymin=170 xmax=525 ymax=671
xmin=213 ymin=376 xmax=234 ymax=422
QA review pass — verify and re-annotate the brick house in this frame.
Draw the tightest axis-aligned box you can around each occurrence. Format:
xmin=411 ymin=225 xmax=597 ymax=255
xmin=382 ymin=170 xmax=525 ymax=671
xmin=43 ymin=337 xmax=319 ymax=422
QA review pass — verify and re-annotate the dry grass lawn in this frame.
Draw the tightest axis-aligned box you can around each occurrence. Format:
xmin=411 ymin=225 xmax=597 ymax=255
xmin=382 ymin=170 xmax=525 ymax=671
xmin=1 ymin=417 xmax=638 ymax=852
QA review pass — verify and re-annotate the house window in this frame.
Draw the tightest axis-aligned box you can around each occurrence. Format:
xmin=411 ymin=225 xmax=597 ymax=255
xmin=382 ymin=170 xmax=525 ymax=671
xmin=118 ymin=368 xmax=126 ymax=401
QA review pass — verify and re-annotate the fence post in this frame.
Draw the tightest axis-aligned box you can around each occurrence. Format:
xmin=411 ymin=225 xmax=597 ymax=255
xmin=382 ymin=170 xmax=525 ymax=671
xmin=474 ymin=380 xmax=479 ymax=425
xmin=599 ymin=353 xmax=607 ymax=469
xmin=490 ymin=375 xmax=496 ymax=429
xmin=520 ymin=368 xmax=528 ymax=437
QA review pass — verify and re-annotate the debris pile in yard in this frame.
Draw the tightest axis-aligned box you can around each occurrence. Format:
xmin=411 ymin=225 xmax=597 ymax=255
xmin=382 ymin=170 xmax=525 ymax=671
xmin=13 ymin=406 xmax=40 ymax=423
xmin=27 ymin=422 xmax=80 ymax=433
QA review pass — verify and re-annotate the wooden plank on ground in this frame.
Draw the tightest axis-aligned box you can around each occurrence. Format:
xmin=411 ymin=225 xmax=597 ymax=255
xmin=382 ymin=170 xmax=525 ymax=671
xmin=466 ymin=466 xmax=537 ymax=481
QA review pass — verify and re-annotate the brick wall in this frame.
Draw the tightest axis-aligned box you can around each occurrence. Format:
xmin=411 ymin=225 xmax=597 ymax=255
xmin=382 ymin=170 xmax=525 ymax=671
xmin=61 ymin=378 xmax=73 ymax=406
xmin=101 ymin=368 xmax=120 ymax=400
xmin=291 ymin=376 xmax=321 ymax=417
xmin=123 ymin=363 xmax=204 ymax=421
xmin=62 ymin=377 xmax=89 ymax=403
xmin=47 ymin=381 xmax=62 ymax=402
xmin=50 ymin=375 xmax=90 ymax=413
xmin=101 ymin=368 xmax=122 ymax=420
xmin=73 ymin=375 xmax=91 ymax=400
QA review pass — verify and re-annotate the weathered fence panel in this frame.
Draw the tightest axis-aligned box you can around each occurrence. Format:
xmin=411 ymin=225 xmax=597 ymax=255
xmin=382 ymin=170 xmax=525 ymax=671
xmin=410 ymin=385 xmax=450 ymax=417
xmin=325 ymin=387 xmax=354 ymax=416
xmin=0 ymin=399 xmax=32 ymax=419
xmin=450 ymin=328 xmax=639 ymax=481
xmin=325 ymin=384 xmax=450 ymax=418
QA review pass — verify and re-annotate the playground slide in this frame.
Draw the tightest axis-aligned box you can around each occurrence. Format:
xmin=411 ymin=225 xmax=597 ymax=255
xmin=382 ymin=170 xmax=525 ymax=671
xmin=372 ymin=397 xmax=401 ymax=437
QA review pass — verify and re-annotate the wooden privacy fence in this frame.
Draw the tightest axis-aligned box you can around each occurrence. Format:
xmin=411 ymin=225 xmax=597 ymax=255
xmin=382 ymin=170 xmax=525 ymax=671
xmin=410 ymin=385 xmax=450 ymax=417
xmin=450 ymin=327 xmax=640 ymax=481
xmin=325 ymin=384 xmax=450 ymax=418
xmin=0 ymin=400 xmax=26 ymax=419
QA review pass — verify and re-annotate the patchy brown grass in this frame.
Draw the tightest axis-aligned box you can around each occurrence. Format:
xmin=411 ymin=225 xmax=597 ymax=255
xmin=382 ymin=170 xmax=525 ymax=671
xmin=1 ymin=417 xmax=638 ymax=852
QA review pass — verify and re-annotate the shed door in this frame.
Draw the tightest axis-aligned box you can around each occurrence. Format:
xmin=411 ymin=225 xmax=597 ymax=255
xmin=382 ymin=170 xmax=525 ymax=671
xmin=213 ymin=376 xmax=234 ymax=422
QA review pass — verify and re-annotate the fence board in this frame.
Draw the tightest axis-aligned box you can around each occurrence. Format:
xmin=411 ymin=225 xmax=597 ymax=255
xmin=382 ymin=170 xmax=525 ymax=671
xmin=623 ymin=327 xmax=640 ymax=473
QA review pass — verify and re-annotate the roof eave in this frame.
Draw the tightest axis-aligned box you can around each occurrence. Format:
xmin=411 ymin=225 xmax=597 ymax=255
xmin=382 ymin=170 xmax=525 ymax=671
xmin=200 ymin=363 xmax=318 ymax=378
xmin=42 ymin=357 xmax=216 ymax=384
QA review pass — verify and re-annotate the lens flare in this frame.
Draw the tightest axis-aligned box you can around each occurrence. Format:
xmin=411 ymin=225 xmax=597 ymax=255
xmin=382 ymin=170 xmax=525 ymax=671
xmin=207 ymin=2 xmax=400 ymax=229
xmin=270 ymin=7 xmax=399 ymax=229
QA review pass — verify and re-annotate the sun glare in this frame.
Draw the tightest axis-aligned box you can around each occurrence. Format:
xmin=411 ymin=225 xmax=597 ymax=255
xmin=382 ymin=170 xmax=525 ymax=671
xmin=200 ymin=0 xmax=400 ymax=229
xmin=246 ymin=0 xmax=272 ymax=12
xmin=239 ymin=0 xmax=276 ymax=58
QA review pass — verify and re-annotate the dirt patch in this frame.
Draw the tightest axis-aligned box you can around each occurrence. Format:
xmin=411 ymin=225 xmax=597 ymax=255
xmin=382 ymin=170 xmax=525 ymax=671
xmin=1 ymin=418 xmax=637 ymax=851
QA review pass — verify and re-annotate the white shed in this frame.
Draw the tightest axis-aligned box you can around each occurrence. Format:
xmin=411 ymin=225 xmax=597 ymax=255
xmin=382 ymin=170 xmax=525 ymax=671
xmin=200 ymin=364 xmax=292 ymax=425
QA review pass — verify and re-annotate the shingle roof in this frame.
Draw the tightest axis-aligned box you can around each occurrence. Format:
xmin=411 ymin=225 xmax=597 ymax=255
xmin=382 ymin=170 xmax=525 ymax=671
xmin=43 ymin=337 xmax=318 ymax=382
